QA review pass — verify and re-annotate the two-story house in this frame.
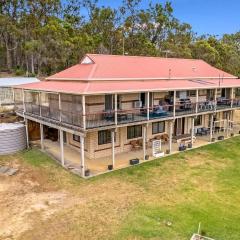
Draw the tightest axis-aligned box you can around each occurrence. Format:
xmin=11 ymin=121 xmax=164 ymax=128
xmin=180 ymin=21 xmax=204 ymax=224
xmin=14 ymin=54 xmax=240 ymax=177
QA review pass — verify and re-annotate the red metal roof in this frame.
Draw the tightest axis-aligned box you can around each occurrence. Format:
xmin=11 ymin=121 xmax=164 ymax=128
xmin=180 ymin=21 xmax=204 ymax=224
xmin=47 ymin=54 xmax=236 ymax=81
xmin=16 ymin=78 xmax=240 ymax=95
xmin=15 ymin=54 xmax=239 ymax=94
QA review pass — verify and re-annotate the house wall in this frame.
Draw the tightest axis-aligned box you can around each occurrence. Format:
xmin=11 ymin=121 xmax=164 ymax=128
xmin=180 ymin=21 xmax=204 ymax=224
xmin=153 ymin=92 xmax=169 ymax=105
xmin=85 ymin=93 xmax=140 ymax=113
xmin=120 ymin=93 xmax=139 ymax=109
xmin=70 ymin=113 xmax=219 ymax=159
xmin=67 ymin=120 xmax=171 ymax=159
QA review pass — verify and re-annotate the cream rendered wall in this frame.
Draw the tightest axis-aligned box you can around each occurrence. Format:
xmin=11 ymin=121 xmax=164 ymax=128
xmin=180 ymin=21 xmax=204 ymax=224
xmin=85 ymin=93 xmax=140 ymax=113
xmin=153 ymin=92 xmax=168 ymax=105
xmin=66 ymin=132 xmax=91 ymax=158
xmin=70 ymin=120 xmax=171 ymax=159
xmin=120 ymin=93 xmax=139 ymax=109
xmin=86 ymin=95 xmax=104 ymax=113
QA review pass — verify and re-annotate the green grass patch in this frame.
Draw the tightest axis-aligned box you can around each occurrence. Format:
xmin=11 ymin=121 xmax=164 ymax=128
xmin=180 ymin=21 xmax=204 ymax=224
xmin=1 ymin=137 xmax=240 ymax=240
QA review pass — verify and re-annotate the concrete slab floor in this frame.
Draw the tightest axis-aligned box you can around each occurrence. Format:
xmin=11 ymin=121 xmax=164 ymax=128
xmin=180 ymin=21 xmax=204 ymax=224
xmin=32 ymin=125 xmax=240 ymax=177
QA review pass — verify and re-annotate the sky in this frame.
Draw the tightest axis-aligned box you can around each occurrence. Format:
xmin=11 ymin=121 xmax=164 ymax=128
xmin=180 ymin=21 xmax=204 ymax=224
xmin=94 ymin=0 xmax=240 ymax=36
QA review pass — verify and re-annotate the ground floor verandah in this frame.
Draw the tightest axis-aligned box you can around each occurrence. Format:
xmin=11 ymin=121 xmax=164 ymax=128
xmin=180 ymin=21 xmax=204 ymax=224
xmin=33 ymin=123 xmax=240 ymax=177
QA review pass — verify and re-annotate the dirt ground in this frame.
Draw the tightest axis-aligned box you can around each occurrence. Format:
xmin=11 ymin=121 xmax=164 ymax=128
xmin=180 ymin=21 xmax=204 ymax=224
xmin=0 ymin=154 xmax=143 ymax=240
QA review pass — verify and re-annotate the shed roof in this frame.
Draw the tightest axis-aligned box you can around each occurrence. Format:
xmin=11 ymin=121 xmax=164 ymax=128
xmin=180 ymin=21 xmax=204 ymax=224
xmin=0 ymin=77 xmax=40 ymax=87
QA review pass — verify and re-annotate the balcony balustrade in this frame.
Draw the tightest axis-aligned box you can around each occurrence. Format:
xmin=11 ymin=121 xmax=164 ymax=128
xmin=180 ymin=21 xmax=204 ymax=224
xmin=149 ymin=105 xmax=174 ymax=119
xmin=198 ymin=101 xmax=216 ymax=113
xmin=175 ymin=102 xmax=196 ymax=116
xmin=25 ymin=103 xmax=40 ymax=115
xmin=85 ymin=111 xmax=115 ymax=129
xmin=232 ymin=99 xmax=240 ymax=108
xmin=216 ymin=98 xmax=232 ymax=110
xmin=23 ymin=98 xmax=240 ymax=129
xmin=41 ymin=105 xmax=60 ymax=121
xmin=117 ymin=108 xmax=148 ymax=124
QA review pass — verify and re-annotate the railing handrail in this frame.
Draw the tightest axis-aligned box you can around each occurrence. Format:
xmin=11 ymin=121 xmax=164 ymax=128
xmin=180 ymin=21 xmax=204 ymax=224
xmin=22 ymin=98 xmax=240 ymax=129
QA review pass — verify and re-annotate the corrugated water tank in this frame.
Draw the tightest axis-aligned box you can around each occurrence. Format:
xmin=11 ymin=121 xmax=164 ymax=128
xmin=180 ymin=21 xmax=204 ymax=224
xmin=0 ymin=123 xmax=27 ymax=155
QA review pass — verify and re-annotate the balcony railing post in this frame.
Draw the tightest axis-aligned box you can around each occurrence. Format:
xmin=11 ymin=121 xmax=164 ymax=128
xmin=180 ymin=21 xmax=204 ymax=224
xmin=147 ymin=92 xmax=150 ymax=120
xmin=22 ymin=89 xmax=26 ymax=114
xmin=82 ymin=95 xmax=86 ymax=129
xmin=231 ymin=88 xmax=234 ymax=108
xmin=59 ymin=93 xmax=62 ymax=122
xmin=114 ymin=93 xmax=118 ymax=125
xmin=173 ymin=90 xmax=176 ymax=118
xmin=214 ymin=88 xmax=217 ymax=111
xmin=39 ymin=91 xmax=42 ymax=116
xmin=195 ymin=89 xmax=199 ymax=114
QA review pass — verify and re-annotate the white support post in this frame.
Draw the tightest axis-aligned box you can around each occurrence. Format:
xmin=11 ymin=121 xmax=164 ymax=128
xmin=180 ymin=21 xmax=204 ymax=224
xmin=60 ymin=129 xmax=64 ymax=166
xmin=173 ymin=91 xmax=176 ymax=118
xmin=231 ymin=88 xmax=234 ymax=108
xmin=22 ymin=89 xmax=26 ymax=113
xmin=214 ymin=88 xmax=217 ymax=111
xmin=114 ymin=93 xmax=118 ymax=125
xmin=40 ymin=123 xmax=44 ymax=150
xmin=111 ymin=130 xmax=115 ymax=168
xmin=80 ymin=136 xmax=85 ymax=177
xmin=210 ymin=114 xmax=214 ymax=142
xmin=12 ymin=88 xmax=15 ymax=109
xmin=25 ymin=118 xmax=29 ymax=148
xmin=143 ymin=125 xmax=146 ymax=160
xmin=147 ymin=92 xmax=150 ymax=120
xmin=196 ymin=89 xmax=199 ymax=114
xmin=226 ymin=112 xmax=230 ymax=137
xmin=169 ymin=121 xmax=173 ymax=153
xmin=82 ymin=95 xmax=86 ymax=129
xmin=39 ymin=92 xmax=42 ymax=116
xmin=59 ymin=93 xmax=62 ymax=122
xmin=191 ymin=117 xmax=195 ymax=145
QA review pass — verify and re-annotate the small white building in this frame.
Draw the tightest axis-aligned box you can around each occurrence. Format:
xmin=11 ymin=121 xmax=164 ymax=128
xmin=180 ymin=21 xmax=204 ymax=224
xmin=0 ymin=77 xmax=40 ymax=110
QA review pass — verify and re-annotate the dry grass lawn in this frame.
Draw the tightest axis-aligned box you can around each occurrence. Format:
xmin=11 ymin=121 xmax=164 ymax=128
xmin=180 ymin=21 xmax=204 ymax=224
xmin=1 ymin=136 xmax=240 ymax=240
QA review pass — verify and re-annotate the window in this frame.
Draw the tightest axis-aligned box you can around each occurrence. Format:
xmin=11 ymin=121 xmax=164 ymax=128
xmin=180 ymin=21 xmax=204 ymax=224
xmin=127 ymin=125 xmax=142 ymax=139
xmin=187 ymin=90 xmax=196 ymax=97
xmin=98 ymin=130 xmax=112 ymax=145
xmin=221 ymin=88 xmax=226 ymax=97
xmin=105 ymin=94 xmax=113 ymax=110
xmin=152 ymin=121 xmax=165 ymax=134
xmin=194 ymin=116 xmax=202 ymax=126
xmin=73 ymin=134 xmax=80 ymax=142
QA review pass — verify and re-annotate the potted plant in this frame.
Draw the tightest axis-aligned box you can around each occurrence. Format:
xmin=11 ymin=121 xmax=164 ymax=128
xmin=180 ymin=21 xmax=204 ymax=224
xmin=211 ymin=137 xmax=216 ymax=142
xmin=145 ymin=155 xmax=149 ymax=160
xmin=85 ymin=169 xmax=90 ymax=177
xmin=231 ymin=133 xmax=234 ymax=137
xmin=166 ymin=149 xmax=170 ymax=154
xmin=188 ymin=143 xmax=192 ymax=148
xmin=108 ymin=164 xmax=113 ymax=170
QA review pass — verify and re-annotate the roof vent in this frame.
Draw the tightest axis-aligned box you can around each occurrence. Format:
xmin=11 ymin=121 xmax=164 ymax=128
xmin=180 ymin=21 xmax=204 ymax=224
xmin=81 ymin=56 xmax=94 ymax=64
xmin=192 ymin=67 xmax=196 ymax=72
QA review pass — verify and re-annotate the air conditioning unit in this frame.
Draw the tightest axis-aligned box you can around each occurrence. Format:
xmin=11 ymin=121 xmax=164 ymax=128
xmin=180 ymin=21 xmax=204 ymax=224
xmin=133 ymin=101 xmax=142 ymax=108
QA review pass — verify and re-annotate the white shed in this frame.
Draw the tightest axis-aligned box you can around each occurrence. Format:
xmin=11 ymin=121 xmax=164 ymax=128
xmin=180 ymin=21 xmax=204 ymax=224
xmin=0 ymin=77 xmax=40 ymax=110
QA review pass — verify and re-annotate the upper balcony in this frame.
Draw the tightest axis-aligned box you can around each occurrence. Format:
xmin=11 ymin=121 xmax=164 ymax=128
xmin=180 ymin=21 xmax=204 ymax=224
xmin=17 ymin=88 xmax=240 ymax=130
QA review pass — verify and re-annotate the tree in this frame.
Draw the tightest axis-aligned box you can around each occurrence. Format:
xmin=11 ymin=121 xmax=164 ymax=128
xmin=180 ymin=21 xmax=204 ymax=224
xmin=0 ymin=0 xmax=239 ymax=77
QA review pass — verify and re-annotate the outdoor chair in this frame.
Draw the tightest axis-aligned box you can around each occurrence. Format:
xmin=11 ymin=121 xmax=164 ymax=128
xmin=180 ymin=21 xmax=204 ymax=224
xmin=202 ymin=127 xmax=210 ymax=135
xmin=161 ymin=133 xmax=169 ymax=144
xmin=130 ymin=140 xmax=141 ymax=151
xmin=196 ymin=128 xmax=203 ymax=136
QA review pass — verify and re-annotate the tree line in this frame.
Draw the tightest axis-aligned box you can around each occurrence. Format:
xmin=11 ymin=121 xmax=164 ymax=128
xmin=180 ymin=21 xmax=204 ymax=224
xmin=0 ymin=0 xmax=239 ymax=77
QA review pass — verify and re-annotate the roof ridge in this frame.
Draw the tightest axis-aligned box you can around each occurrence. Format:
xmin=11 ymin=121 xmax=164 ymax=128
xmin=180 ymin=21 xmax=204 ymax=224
xmin=86 ymin=53 xmax=204 ymax=62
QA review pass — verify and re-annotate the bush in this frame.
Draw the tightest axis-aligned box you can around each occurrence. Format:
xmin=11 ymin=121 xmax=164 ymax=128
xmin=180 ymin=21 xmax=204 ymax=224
xmin=15 ymin=68 xmax=25 ymax=76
